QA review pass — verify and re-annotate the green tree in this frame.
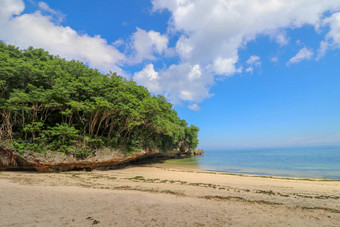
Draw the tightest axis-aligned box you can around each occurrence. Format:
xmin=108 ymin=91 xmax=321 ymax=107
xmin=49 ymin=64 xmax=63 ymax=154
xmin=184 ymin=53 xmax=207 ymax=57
xmin=0 ymin=42 xmax=200 ymax=157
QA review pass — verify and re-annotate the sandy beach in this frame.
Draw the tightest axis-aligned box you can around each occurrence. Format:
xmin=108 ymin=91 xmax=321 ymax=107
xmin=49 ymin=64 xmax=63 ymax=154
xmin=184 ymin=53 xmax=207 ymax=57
xmin=0 ymin=164 xmax=339 ymax=226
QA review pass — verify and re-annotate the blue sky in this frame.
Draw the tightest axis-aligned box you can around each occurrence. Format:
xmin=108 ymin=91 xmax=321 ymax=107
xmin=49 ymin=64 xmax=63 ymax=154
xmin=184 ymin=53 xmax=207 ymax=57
xmin=1 ymin=0 xmax=340 ymax=148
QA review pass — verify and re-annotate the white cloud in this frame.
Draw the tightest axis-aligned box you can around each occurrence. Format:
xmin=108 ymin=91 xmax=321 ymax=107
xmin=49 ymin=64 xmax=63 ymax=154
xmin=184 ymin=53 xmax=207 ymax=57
xmin=213 ymin=56 xmax=241 ymax=76
xmin=38 ymin=2 xmax=54 ymax=13
xmin=246 ymin=67 xmax=253 ymax=73
xmin=112 ymin=39 xmax=124 ymax=47
xmin=274 ymin=32 xmax=289 ymax=46
xmin=175 ymin=35 xmax=193 ymax=60
xmin=318 ymin=12 xmax=340 ymax=59
xmin=188 ymin=104 xmax=201 ymax=111
xmin=133 ymin=63 xmax=214 ymax=104
xmin=3 ymin=0 xmax=340 ymax=107
xmin=152 ymin=0 xmax=340 ymax=103
xmin=246 ymin=55 xmax=261 ymax=66
xmin=38 ymin=2 xmax=65 ymax=22
xmin=0 ymin=0 xmax=125 ymax=74
xmin=271 ymin=56 xmax=279 ymax=62
xmin=245 ymin=55 xmax=261 ymax=73
xmin=188 ymin=64 xmax=202 ymax=80
xmin=267 ymin=30 xmax=289 ymax=45
xmin=129 ymin=27 xmax=169 ymax=64
xmin=0 ymin=0 xmax=24 ymax=23
xmin=153 ymin=0 xmax=340 ymax=65
xmin=287 ymin=47 xmax=313 ymax=65
xmin=133 ymin=64 xmax=161 ymax=93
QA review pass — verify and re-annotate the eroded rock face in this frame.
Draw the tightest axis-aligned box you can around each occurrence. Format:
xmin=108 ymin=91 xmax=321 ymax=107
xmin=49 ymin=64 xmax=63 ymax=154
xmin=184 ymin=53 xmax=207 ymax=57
xmin=20 ymin=148 xmax=126 ymax=165
xmin=0 ymin=146 xmax=204 ymax=172
xmin=0 ymin=146 xmax=156 ymax=172
xmin=0 ymin=147 xmax=32 ymax=168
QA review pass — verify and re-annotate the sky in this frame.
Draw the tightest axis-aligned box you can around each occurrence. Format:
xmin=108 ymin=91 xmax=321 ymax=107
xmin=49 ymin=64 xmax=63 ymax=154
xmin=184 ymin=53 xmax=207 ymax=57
xmin=1 ymin=0 xmax=340 ymax=149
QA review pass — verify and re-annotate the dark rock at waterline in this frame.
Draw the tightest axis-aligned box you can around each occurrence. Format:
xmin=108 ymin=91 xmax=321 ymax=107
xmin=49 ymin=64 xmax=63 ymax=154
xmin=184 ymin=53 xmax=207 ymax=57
xmin=192 ymin=149 xmax=204 ymax=155
xmin=0 ymin=146 xmax=204 ymax=172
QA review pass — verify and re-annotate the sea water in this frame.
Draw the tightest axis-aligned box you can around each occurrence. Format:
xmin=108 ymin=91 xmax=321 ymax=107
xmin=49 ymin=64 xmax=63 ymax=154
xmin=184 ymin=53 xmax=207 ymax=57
xmin=169 ymin=146 xmax=340 ymax=179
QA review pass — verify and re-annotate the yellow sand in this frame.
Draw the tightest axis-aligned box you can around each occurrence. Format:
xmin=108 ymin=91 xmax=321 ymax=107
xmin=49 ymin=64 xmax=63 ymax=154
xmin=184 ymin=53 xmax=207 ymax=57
xmin=0 ymin=165 xmax=339 ymax=226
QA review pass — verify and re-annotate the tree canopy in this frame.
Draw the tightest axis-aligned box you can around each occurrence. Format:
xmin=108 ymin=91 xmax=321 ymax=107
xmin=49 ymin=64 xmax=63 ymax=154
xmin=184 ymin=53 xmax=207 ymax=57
xmin=0 ymin=42 xmax=199 ymax=157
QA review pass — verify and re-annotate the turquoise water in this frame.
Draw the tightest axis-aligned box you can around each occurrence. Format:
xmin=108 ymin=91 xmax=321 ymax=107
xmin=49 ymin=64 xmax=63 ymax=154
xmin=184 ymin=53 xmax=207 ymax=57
xmin=192 ymin=146 xmax=340 ymax=179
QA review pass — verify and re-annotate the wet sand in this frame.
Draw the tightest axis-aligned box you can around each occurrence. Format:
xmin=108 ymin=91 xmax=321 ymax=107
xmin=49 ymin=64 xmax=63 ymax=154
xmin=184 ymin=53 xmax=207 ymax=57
xmin=0 ymin=165 xmax=339 ymax=226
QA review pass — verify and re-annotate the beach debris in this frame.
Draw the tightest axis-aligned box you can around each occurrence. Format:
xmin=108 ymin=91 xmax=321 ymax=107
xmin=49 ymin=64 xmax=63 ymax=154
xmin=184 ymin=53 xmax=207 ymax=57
xmin=86 ymin=217 xmax=101 ymax=225
xmin=92 ymin=220 xmax=101 ymax=225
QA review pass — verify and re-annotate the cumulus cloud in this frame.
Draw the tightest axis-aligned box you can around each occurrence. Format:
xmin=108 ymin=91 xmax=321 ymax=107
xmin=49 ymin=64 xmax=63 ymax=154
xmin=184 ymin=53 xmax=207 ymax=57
xmin=3 ymin=0 xmax=340 ymax=108
xmin=133 ymin=63 xmax=214 ymax=104
xmin=153 ymin=0 xmax=340 ymax=65
xmin=0 ymin=0 xmax=125 ymax=74
xmin=150 ymin=0 xmax=340 ymax=103
xmin=287 ymin=47 xmax=313 ymax=65
xmin=0 ymin=0 xmax=24 ymax=23
xmin=133 ymin=64 xmax=161 ymax=93
xmin=212 ymin=56 xmax=241 ymax=76
xmin=129 ymin=27 xmax=169 ymax=64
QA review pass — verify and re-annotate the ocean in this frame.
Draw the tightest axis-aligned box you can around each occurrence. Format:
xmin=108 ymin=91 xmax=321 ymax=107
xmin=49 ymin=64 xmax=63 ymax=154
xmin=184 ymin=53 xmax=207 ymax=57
xmin=167 ymin=145 xmax=340 ymax=179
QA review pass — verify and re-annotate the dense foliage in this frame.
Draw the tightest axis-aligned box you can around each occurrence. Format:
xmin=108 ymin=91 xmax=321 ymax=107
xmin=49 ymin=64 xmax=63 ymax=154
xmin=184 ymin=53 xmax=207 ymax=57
xmin=0 ymin=42 xmax=199 ymax=157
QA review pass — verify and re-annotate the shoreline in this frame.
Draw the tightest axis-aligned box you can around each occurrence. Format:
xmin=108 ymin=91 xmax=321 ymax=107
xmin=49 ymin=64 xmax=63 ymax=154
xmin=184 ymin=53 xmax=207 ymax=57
xmin=153 ymin=158 xmax=340 ymax=181
xmin=1 ymin=164 xmax=339 ymax=226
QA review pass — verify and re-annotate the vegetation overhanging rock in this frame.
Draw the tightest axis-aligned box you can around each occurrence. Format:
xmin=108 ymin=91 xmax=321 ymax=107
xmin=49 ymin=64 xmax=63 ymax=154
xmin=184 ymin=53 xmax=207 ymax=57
xmin=0 ymin=42 xmax=202 ymax=171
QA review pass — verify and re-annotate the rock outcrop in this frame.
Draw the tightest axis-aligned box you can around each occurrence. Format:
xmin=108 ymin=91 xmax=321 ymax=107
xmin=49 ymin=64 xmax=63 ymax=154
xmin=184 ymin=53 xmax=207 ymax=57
xmin=0 ymin=146 xmax=204 ymax=172
xmin=192 ymin=149 xmax=204 ymax=155
xmin=0 ymin=147 xmax=32 ymax=168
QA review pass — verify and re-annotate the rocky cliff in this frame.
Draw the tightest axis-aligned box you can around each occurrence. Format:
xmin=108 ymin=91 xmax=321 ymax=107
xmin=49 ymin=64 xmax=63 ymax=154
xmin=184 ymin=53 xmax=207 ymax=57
xmin=0 ymin=146 xmax=204 ymax=172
